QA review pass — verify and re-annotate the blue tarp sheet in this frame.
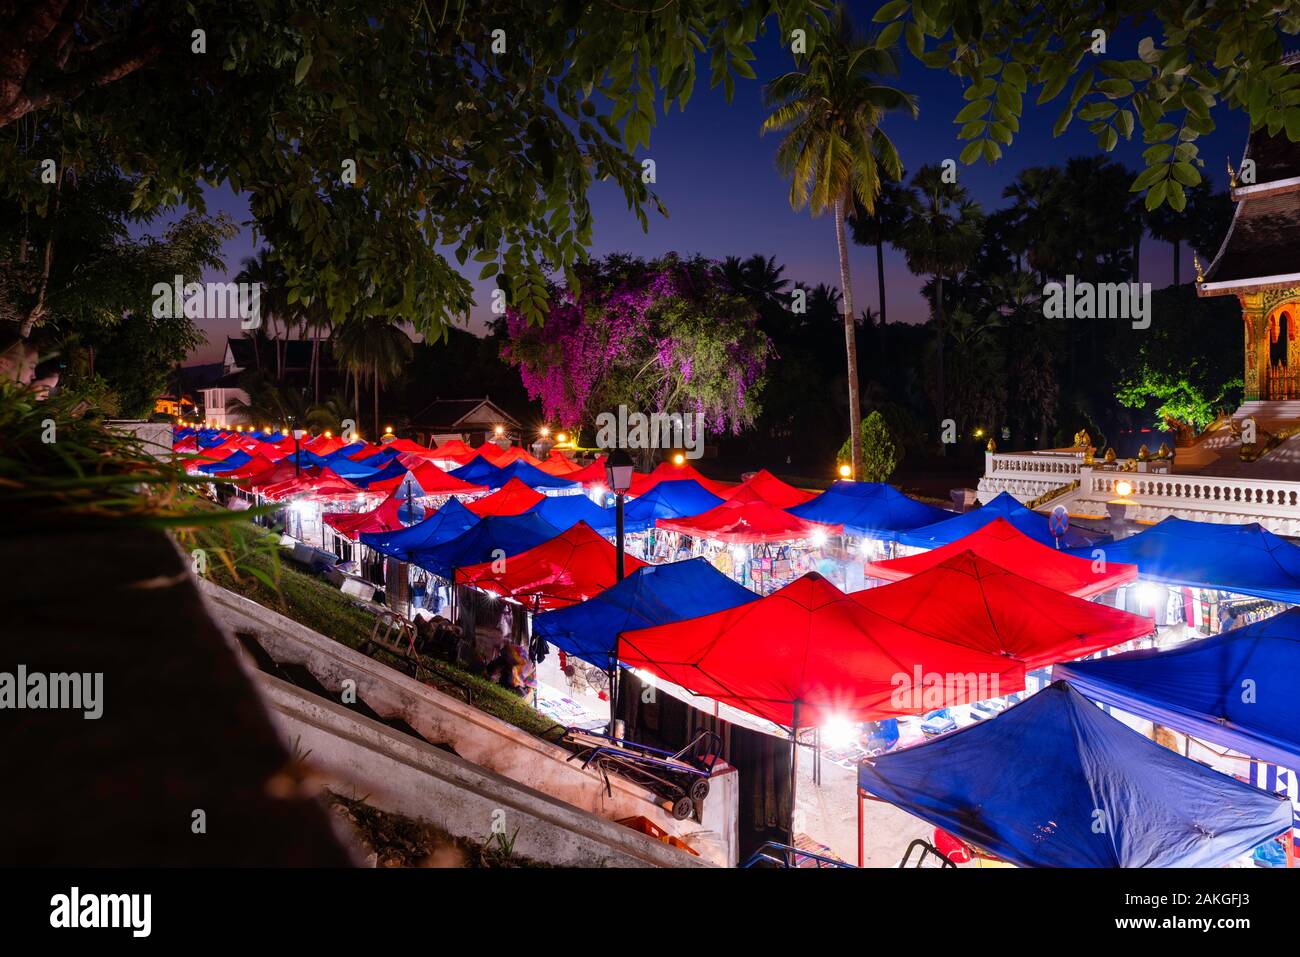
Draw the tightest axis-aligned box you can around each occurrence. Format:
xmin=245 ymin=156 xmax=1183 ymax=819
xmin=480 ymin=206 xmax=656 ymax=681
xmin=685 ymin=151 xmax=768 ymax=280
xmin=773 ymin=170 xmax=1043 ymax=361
xmin=494 ymin=460 xmax=580 ymax=491
xmin=532 ymin=557 xmax=759 ymax=667
xmin=360 ymin=498 xmax=479 ymax=561
xmin=788 ymin=481 xmax=950 ymax=540
xmin=1055 ymin=609 xmax=1300 ymax=770
xmin=349 ymin=459 xmax=408 ymax=489
xmin=408 ymin=512 xmax=561 ymax=580
xmin=1064 ymin=516 xmax=1300 ymax=604
xmin=525 ymin=495 xmax=617 ymax=535
xmin=198 ymin=450 xmax=251 ymax=474
xmin=622 ymin=480 xmax=724 ymax=534
xmin=450 ymin=458 xmax=508 ymax=486
xmin=857 ymin=681 xmax=1294 ymax=868
xmin=324 ymin=442 xmax=368 ymax=460
xmin=858 ymin=681 xmax=1291 ymax=867
xmin=896 ymin=491 xmax=1102 ymax=550
xmin=321 ymin=456 xmax=385 ymax=480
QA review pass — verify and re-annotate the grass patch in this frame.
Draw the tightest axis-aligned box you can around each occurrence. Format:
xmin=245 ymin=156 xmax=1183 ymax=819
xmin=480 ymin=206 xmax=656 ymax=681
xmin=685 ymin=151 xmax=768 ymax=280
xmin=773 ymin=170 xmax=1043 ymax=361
xmin=202 ymin=521 xmax=560 ymax=739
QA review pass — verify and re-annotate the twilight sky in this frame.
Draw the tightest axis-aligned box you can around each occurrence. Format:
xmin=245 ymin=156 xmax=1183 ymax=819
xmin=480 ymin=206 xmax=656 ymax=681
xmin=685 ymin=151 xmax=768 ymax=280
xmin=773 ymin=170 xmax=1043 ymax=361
xmin=182 ymin=16 xmax=1248 ymax=364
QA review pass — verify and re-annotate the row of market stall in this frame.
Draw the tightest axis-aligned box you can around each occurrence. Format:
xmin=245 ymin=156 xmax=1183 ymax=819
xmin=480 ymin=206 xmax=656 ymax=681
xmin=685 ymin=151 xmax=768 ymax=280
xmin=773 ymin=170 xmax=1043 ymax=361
xmin=177 ymin=426 xmax=1300 ymax=867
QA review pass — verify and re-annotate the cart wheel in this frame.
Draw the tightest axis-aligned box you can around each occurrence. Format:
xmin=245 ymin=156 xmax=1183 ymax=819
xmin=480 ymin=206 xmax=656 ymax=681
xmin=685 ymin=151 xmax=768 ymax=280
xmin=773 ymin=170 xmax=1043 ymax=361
xmin=670 ymin=796 xmax=694 ymax=820
xmin=689 ymin=777 xmax=710 ymax=802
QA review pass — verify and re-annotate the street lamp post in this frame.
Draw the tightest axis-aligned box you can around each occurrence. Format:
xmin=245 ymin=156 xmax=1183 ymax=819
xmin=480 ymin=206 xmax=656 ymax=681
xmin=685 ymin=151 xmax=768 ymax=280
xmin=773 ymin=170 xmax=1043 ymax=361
xmin=604 ymin=448 xmax=635 ymax=734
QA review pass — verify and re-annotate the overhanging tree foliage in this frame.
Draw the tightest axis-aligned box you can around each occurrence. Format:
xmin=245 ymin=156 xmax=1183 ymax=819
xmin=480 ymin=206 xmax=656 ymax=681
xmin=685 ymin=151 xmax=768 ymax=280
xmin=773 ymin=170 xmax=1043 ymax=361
xmin=1 ymin=0 xmax=833 ymax=340
xmin=873 ymin=1 xmax=1300 ymax=211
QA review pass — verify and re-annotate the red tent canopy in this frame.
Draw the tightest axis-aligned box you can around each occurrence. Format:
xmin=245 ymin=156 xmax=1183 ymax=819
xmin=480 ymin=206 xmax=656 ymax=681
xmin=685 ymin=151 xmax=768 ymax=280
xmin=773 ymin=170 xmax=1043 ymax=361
xmin=567 ymin=455 xmax=618 ymax=487
xmin=323 ymin=491 xmax=406 ymax=541
xmin=217 ymin=453 xmax=278 ymax=480
xmin=722 ymin=468 xmax=816 ymax=507
xmin=618 ymin=573 xmax=1025 ymax=728
xmin=864 ymin=517 xmax=1136 ymax=598
xmin=365 ymin=460 xmax=488 ymax=496
xmin=539 ymin=451 xmax=583 ymax=476
xmin=466 ymin=477 xmax=545 ymax=516
xmin=380 ymin=438 xmax=433 ymax=455
xmin=243 ymin=459 xmax=303 ymax=492
xmin=493 ymin=445 xmax=547 ymax=468
xmin=456 ymin=521 xmax=647 ymax=610
xmin=304 ymin=434 xmax=344 ymax=455
xmin=656 ymin=485 xmax=843 ymax=544
xmin=262 ymin=467 xmax=364 ymax=501
xmin=628 ymin=460 xmax=735 ymax=498
xmin=428 ymin=439 xmax=481 ymax=466
xmin=345 ymin=442 xmax=387 ymax=460
xmin=852 ymin=551 xmax=1154 ymax=670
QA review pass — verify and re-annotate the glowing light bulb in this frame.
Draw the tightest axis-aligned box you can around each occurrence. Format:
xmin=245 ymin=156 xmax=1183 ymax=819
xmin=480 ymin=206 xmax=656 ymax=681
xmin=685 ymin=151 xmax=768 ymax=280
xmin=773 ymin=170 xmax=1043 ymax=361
xmin=1116 ymin=480 xmax=1133 ymax=497
xmin=673 ymin=452 xmax=685 ymax=466
xmin=838 ymin=464 xmax=851 ymax=479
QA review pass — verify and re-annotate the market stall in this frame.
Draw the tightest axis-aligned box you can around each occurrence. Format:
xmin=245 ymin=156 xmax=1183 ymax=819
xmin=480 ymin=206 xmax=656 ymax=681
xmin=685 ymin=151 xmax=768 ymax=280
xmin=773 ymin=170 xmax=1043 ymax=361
xmin=857 ymin=681 xmax=1293 ymax=868
xmin=897 ymin=490 xmax=1105 ymax=550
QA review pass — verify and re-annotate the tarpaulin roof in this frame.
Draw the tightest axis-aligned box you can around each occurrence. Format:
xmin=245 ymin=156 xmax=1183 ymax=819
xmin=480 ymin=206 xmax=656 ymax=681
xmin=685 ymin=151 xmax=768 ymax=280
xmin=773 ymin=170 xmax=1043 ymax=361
xmin=198 ymin=449 xmax=253 ymax=474
xmin=1055 ymin=609 xmax=1300 ymax=770
xmin=262 ymin=467 xmax=364 ymax=501
xmin=305 ymin=435 xmax=344 ymax=455
xmin=347 ymin=459 xmax=408 ymax=489
xmin=628 ymin=460 xmax=736 ymax=498
xmin=566 ymin=455 xmax=616 ymax=487
xmin=365 ymin=460 xmax=488 ymax=497
xmin=455 ymin=522 xmax=647 ymax=610
xmin=354 ymin=447 xmax=405 ymax=469
xmin=656 ymin=485 xmax=844 ymax=544
xmin=449 ymin=457 xmax=509 ymax=486
xmin=618 ymin=572 xmax=1024 ymax=728
xmin=525 ymin=493 xmax=617 ymax=535
xmin=865 ymin=517 xmax=1138 ymax=598
xmin=408 ymin=511 xmax=562 ymax=580
xmin=380 ymin=438 xmax=433 ymax=454
xmin=533 ymin=557 xmax=759 ymax=668
xmin=1064 ymin=516 xmax=1300 ymax=603
xmin=214 ymin=453 xmax=279 ymax=481
xmin=722 ymin=469 xmax=817 ymax=507
xmin=360 ymin=497 xmax=479 ymax=561
xmin=492 ymin=459 xmax=581 ymax=491
xmin=492 ymin=445 xmax=547 ymax=468
xmin=243 ymin=459 xmax=303 ymax=492
xmin=466 ymin=477 xmax=545 ymax=516
xmin=858 ymin=681 xmax=1292 ymax=868
xmin=540 ymin=452 xmax=583 ymax=475
xmin=622 ymin=479 xmax=725 ymax=534
xmin=323 ymin=442 xmax=367 ymax=460
xmin=852 ymin=552 xmax=1154 ymax=670
xmin=324 ymin=491 xmax=407 ymax=541
xmin=896 ymin=491 xmax=1105 ymax=550
xmin=428 ymin=439 xmax=482 ymax=466
xmin=789 ymin=481 xmax=951 ymax=540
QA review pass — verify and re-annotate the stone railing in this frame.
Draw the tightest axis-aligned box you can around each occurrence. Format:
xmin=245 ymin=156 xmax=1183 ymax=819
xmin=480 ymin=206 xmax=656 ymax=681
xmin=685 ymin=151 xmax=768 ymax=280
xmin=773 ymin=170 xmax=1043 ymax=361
xmin=978 ymin=449 xmax=1085 ymax=502
xmin=1083 ymin=469 xmax=1300 ymax=535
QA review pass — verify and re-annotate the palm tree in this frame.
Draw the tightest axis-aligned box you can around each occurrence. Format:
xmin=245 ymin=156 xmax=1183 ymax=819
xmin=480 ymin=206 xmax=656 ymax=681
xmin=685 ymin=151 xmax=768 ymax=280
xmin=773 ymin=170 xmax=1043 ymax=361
xmin=331 ymin=316 xmax=413 ymax=437
xmin=235 ymin=249 xmax=289 ymax=378
xmin=761 ymin=4 xmax=916 ymax=480
xmin=848 ymin=177 xmax=910 ymax=326
xmin=895 ymin=164 xmax=984 ymax=437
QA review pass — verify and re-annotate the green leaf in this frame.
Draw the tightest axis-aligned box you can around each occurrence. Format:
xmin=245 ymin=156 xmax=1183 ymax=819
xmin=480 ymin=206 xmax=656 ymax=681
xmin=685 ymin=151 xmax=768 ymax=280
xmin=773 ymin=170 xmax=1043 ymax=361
xmin=1002 ymin=61 xmax=1027 ymax=93
xmin=959 ymin=139 xmax=983 ymax=164
xmin=954 ymin=99 xmax=991 ymax=123
xmin=1171 ymin=161 xmax=1201 ymax=187
xmin=1144 ymin=179 xmax=1168 ymax=210
xmin=873 ymin=0 xmax=909 ymax=22
xmin=1167 ymin=180 xmax=1187 ymax=211
xmin=479 ymin=261 xmax=499 ymax=280
xmin=876 ymin=21 xmax=904 ymax=49
xmin=294 ymin=53 xmax=313 ymax=85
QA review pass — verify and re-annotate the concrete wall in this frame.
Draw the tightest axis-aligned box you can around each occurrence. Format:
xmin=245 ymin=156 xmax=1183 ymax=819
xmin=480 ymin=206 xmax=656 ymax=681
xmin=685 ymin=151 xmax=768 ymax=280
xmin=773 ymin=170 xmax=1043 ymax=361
xmin=200 ymin=580 xmax=738 ymax=866
xmin=257 ymin=673 xmax=711 ymax=868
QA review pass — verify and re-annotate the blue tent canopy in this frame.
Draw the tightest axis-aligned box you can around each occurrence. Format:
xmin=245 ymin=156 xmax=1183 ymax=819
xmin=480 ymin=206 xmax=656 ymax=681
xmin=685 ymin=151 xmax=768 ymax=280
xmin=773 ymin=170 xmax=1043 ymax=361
xmin=622 ymin=480 xmax=724 ymax=534
xmin=494 ymin=460 xmax=581 ymax=491
xmin=253 ymin=431 xmax=285 ymax=442
xmin=349 ymin=459 xmax=408 ymax=489
xmin=360 ymin=498 xmax=479 ymax=561
xmin=532 ymin=557 xmax=759 ymax=667
xmin=896 ymin=491 xmax=1103 ymax=550
xmin=197 ymin=431 xmax=226 ymax=448
xmin=287 ymin=449 xmax=330 ymax=468
xmin=324 ymin=442 xmax=368 ymax=460
xmin=788 ymin=481 xmax=950 ymax=540
xmin=450 ymin=457 xmax=508 ymax=487
xmin=1055 ymin=609 xmax=1300 ymax=770
xmin=354 ymin=447 xmax=403 ymax=468
xmin=858 ymin=681 xmax=1291 ymax=868
xmin=198 ymin=450 xmax=251 ymax=474
xmin=408 ymin=512 xmax=561 ymax=580
xmin=1064 ymin=516 xmax=1300 ymax=603
xmin=525 ymin=494 xmax=617 ymax=535
xmin=321 ymin=456 xmax=385 ymax=480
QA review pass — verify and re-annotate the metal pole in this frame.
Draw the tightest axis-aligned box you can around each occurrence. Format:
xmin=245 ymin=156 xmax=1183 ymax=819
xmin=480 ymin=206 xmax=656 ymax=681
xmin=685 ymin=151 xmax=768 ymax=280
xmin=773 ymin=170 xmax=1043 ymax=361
xmin=789 ymin=701 xmax=800 ymax=846
xmin=857 ymin=787 xmax=865 ymax=867
xmin=610 ymin=490 xmax=626 ymax=734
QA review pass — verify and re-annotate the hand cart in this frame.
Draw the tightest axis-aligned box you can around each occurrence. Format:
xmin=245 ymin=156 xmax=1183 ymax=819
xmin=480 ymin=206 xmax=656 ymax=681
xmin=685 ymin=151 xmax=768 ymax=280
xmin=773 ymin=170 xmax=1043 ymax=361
xmin=559 ymin=727 xmax=723 ymax=821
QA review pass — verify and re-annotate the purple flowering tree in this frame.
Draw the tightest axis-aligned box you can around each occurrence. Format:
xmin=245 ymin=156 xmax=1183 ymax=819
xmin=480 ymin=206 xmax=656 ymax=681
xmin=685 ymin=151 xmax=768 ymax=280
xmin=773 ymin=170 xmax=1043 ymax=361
xmin=501 ymin=254 xmax=770 ymax=451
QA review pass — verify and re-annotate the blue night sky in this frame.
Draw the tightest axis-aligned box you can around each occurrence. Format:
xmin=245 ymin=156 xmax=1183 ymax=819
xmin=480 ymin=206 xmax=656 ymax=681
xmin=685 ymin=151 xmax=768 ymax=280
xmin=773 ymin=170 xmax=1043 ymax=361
xmin=183 ymin=15 xmax=1248 ymax=363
